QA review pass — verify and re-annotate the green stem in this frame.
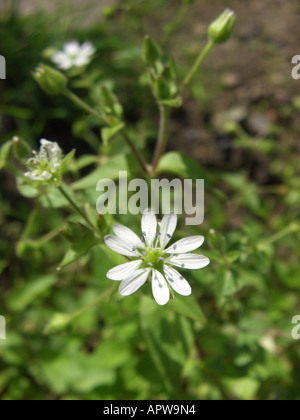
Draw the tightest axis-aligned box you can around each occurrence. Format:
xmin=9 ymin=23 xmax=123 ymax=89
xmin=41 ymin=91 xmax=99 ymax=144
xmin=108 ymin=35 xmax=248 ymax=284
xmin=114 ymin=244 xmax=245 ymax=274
xmin=20 ymin=206 xmax=38 ymax=242
xmin=121 ymin=129 xmax=149 ymax=174
xmin=181 ymin=39 xmax=214 ymax=90
xmin=258 ymin=223 xmax=300 ymax=248
xmin=162 ymin=0 xmax=190 ymax=45
xmin=64 ymin=89 xmax=109 ymax=125
xmin=67 ymin=286 xmax=114 ymax=323
xmin=64 ymin=89 xmax=149 ymax=174
xmin=151 ymin=105 xmax=170 ymax=173
xmin=34 ymin=229 xmax=60 ymax=246
xmin=58 ymin=184 xmax=98 ymax=234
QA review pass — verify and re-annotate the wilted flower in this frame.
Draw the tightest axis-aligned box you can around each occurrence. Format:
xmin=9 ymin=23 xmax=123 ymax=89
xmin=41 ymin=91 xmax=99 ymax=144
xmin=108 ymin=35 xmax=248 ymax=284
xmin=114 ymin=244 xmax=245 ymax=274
xmin=51 ymin=41 xmax=96 ymax=70
xmin=24 ymin=139 xmax=74 ymax=186
xmin=104 ymin=210 xmax=210 ymax=305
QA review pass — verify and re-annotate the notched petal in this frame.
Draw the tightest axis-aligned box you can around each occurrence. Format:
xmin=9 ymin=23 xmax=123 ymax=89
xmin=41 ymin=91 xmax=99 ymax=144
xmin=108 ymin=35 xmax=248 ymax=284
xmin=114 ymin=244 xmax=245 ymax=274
xmin=167 ymin=253 xmax=210 ymax=270
xmin=159 ymin=213 xmax=177 ymax=249
xmin=106 ymin=260 xmax=142 ymax=280
xmin=119 ymin=268 xmax=150 ymax=296
xmin=165 ymin=235 xmax=204 ymax=254
xmin=152 ymin=270 xmax=170 ymax=305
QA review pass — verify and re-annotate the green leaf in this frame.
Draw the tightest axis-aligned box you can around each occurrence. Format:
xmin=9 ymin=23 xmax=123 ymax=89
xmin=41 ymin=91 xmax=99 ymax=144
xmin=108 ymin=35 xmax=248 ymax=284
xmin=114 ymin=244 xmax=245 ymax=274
xmin=0 ymin=139 xmax=14 ymax=170
xmin=161 ymin=96 xmax=182 ymax=108
xmin=58 ymin=222 xmax=99 ymax=268
xmin=16 ymin=176 xmax=39 ymax=198
xmin=41 ymin=337 xmax=131 ymax=394
xmin=154 ymin=75 xmax=170 ymax=100
xmin=59 ymin=248 xmax=79 ymax=268
xmin=139 ymin=296 xmax=195 ymax=393
xmin=39 ymin=186 xmax=70 ymax=208
xmin=156 ymin=151 xmax=208 ymax=181
xmin=227 ymin=250 xmax=241 ymax=263
xmin=162 ymin=59 xmax=177 ymax=81
xmin=225 ymin=377 xmax=260 ymax=400
xmin=168 ymin=294 xmax=206 ymax=326
xmin=8 ymin=274 xmax=56 ymax=311
xmin=75 ymin=155 xmax=99 ymax=170
xmin=12 ymin=137 xmax=31 ymax=159
xmin=0 ymin=368 xmax=19 ymax=393
xmin=72 ymin=153 xmax=139 ymax=190
xmin=0 ymin=105 xmax=33 ymax=119
xmin=216 ymin=267 xmax=239 ymax=307
xmin=42 ymin=353 xmax=115 ymax=394
xmin=99 ymin=85 xmax=123 ymax=118
xmin=59 ymin=221 xmax=98 ymax=253
xmin=60 ymin=148 xmax=76 ymax=172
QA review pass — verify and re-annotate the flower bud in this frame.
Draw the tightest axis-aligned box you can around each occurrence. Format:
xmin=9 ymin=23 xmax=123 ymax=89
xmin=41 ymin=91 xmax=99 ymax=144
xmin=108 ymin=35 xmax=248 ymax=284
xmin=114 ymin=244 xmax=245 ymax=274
xmin=44 ymin=313 xmax=71 ymax=334
xmin=154 ymin=75 xmax=171 ymax=100
xmin=143 ymin=35 xmax=162 ymax=65
xmin=208 ymin=9 xmax=236 ymax=44
xmin=32 ymin=64 xmax=67 ymax=95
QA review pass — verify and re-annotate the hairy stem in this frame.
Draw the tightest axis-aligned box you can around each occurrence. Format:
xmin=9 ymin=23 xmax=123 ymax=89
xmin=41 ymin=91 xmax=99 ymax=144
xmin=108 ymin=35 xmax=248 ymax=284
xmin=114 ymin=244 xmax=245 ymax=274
xmin=64 ymin=90 xmax=109 ymax=125
xmin=151 ymin=104 xmax=170 ymax=173
xmin=181 ymin=39 xmax=214 ymax=90
xmin=64 ymin=89 xmax=149 ymax=175
xmin=121 ymin=129 xmax=150 ymax=174
xmin=58 ymin=184 xmax=98 ymax=233
xmin=67 ymin=286 xmax=114 ymax=323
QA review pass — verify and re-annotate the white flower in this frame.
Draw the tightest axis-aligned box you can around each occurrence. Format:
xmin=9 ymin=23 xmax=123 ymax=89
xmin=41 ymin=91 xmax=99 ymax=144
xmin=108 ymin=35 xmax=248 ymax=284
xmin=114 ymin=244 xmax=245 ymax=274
xmin=24 ymin=138 xmax=63 ymax=184
xmin=51 ymin=40 xmax=96 ymax=70
xmin=104 ymin=210 xmax=210 ymax=306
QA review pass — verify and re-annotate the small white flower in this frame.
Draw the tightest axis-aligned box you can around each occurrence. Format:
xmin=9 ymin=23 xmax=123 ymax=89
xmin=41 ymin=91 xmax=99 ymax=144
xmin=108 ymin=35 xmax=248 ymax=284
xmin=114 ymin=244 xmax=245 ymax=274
xmin=51 ymin=40 xmax=96 ymax=70
xmin=104 ymin=210 xmax=210 ymax=305
xmin=24 ymin=138 xmax=63 ymax=184
xmin=24 ymin=169 xmax=52 ymax=181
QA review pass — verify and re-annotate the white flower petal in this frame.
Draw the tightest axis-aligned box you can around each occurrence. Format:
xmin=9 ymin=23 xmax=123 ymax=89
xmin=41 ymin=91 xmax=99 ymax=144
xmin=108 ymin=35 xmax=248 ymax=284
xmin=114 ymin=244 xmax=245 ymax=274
xmin=141 ymin=209 xmax=157 ymax=247
xmin=74 ymin=56 xmax=90 ymax=67
xmin=152 ymin=270 xmax=170 ymax=306
xmin=80 ymin=42 xmax=96 ymax=56
xmin=40 ymin=170 xmax=52 ymax=180
xmin=52 ymin=41 xmax=95 ymax=69
xmin=25 ymin=170 xmax=52 ymax=181
xmin=106 ymin=260 xmax=142 ymax=281
xmin=167 ymin=253 xmax=210 ymax=270
xmin=51 ymin=51 xmax=67 ymax=63
xmin=165 ymin=235 xmax=204 ymax=254
xmin=112 ymin=224 xmax=144 ymax=249
xmin=159 ymin=213 xmax=177 ymax=249
xmin=40 ymin=139 xmax=54 ymax=147
xmin=51 ymin=52 xmax=72 ymax=69
xmin=51 ymin=163 xmax=61 ymax=173
xmin=119 ymin=268 xmax=150 ymax=296
xmin=104 ymin=235 xmax=140 ymax=257
xmin=64 ymin=40 xmax=80 ymax=55
xmin=164 ymin=265 xmax=191 ymax=296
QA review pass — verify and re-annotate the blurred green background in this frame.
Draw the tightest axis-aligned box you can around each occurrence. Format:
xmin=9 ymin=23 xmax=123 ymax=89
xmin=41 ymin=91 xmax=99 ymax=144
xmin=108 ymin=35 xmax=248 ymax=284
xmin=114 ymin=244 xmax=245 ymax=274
xmin=0 ymin=0 xmax=300 ymax=400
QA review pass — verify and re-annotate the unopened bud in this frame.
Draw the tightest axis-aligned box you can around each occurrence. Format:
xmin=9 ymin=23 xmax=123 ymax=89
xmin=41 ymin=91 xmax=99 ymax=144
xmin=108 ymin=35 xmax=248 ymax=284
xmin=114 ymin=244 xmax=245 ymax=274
xmin=32 ymin=64 xmax=67 ymax=95
xmin=143 ymin=36 xmax=162 ymax=65
xmin=154 ymin=75 xmax=170 ymax=100
xmin=208 ymin=9 xmax=236 ymax=44
xmin=44 ymin=313 xmax=71 ymax=334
